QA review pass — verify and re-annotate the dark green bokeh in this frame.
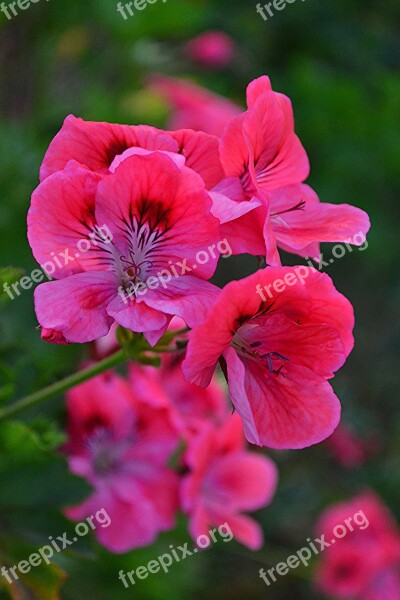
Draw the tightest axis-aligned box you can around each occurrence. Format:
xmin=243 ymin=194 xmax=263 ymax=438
xmin=0 ymin=0 xmax=399 ymax=598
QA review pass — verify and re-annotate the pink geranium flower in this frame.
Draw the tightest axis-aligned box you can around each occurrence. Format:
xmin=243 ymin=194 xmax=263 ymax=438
xmin=181 ymin=413 xmax=278 ymax=550
xmin=185 ymin=31 xmax=235 ymax=69
xmin=148 ymin=74 xmax=242 ymax=137
xmin=219 ymin=76 xmax=370 ymax=263
xmin=183 ymin=266 xmax=354 ymax=449
xmin=63 ymin=372 xmax=179 ymax=553
xmin=315 ymin=492 xmax=400 ymax=599
xmin=28 ymin=153 xmax=221 ymax=345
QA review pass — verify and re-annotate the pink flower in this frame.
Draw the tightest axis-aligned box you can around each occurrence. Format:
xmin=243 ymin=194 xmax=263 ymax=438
xmin=219 ymin=76 xmax=370 ymax=263
xmin=183 ymin=267 xmax=354 ymax=449
xmin=129 ymin=354 xmax=229 ymax=438
xmin=326 ymin=423 xmax=375 ymax=468
xmin=63 ymin=372 xmax=179 ymax=553
xmin=28 ymin=153 xmax=221 ymax=345
xmin=315 ymin=492 xmax=400 ymax=599
xmin=185 ymin=31 xmax=235 ymax=69
xmin=181 ymin=413 xmax=278 ymax=550
xmin=148 ymin=75 xmax=242 ymax=137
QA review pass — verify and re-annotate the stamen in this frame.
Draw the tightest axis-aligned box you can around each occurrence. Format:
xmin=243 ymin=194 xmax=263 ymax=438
xmin=260 ymin=351 xmax=290 ymax=375
xmin=272 ymin=199 xmax=306 ymax=217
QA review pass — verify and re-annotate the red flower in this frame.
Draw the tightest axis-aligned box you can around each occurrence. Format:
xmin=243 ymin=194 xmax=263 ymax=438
xmin=183 ymin=267 xmax=354 ymax=449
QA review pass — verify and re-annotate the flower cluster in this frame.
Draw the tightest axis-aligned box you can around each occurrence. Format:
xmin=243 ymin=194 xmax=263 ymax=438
xmin=28 ymin=75 xmax=370 ymax=552
xmin=315 ymin=493 xmax=400 ymax=599
xmin=63 ymin=357 xmax=277 ymax=553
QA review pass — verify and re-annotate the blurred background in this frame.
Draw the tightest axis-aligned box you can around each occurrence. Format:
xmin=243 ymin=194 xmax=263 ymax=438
xmin=0 ymin=0 xmax=399 ymax=598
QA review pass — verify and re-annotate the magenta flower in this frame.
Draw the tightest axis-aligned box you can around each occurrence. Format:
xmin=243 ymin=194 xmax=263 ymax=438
xmin=181 ymin=414 xmax=278 ymax=550
xmin=148 ymin=74 xmax=242 ymax=137
xmin=28 ymin=153 xmax=222 ymax=345
xmin=185 ymin=31 xmax=235 ymax=69
xmin=219 ymin=76 xmax=370 ymax=263
xmin=315 ymin=492 xmax=400 ymax=599
xmin=183 ymin=266 xmax=354 ymax=449
xmin=63 ymin=372 xmax=179 ymax=553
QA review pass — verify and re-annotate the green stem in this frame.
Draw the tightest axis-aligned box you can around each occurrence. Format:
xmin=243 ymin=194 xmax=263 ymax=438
xmin=0 ymin=349 xmax=126 ymax=421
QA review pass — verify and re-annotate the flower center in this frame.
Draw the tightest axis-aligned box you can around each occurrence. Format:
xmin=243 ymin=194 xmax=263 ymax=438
xmin=231 ymin=333 xmax=290 ymax=375
xmin=86 ymin=428 xmax=131 ymax=477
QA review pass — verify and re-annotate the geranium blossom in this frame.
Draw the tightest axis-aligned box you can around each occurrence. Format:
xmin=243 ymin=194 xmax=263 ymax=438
xmin=181 ymin=413 xmax=278 ymax=550
xmin=183 ymin=266 xmax=354 ymax=449
xmin=315 ymin=492 xmax=400 ymax=599
xmin=63 ymin=372 xmax=179 ymax=553
xmin=28 ymin=153 xmax=222 ymax=345
xmin=219 ymin=76 xmax=370 ymax=263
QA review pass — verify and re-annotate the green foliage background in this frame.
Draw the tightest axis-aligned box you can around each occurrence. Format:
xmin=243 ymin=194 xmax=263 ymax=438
xmin=0 ymin=0 xmax=399 ymax=597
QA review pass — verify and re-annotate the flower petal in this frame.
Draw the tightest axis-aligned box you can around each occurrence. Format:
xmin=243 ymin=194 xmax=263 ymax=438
xmin=34 ymin=272 xmax=117 ymax=343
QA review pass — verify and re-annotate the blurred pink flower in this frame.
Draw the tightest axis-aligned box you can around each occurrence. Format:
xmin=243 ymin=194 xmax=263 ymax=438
xmin=315 ymin=492 xmax=400 ymax=599
xmin=63 ymin=372 xmax=179 ymax=553
xmin=326 ymin=423 xmax=375 ymax=468
xmin=185 ymin=31 xmax=235 ymax=69
xmin=130 ymin=353 xmax=229 ymax=438
xmin=181 ymin=413 xmax=278 ymax=550
xmin=148 ymin=74 xmax=242 ymax=136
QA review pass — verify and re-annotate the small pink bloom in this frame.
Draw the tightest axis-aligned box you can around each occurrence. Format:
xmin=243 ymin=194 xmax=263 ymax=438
xmin=315 ymin=492 xmax=400 ymax=599
xmin=326 ymin=423 xmax=373 ymax=468
xmin=63 ymin=372 xmax=179 ymax=553
xmin=181 ymin=414 xmax=278 ymax=550
xmin=148 ymin=75 xmax=242 ymax=137
xmin=185 ymin=31 xmax=235 ymax=69
xmin=28 ymin=154 xmax=221 ymax=345
xmin=183 ymin=267 xmax=354 ymax=449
